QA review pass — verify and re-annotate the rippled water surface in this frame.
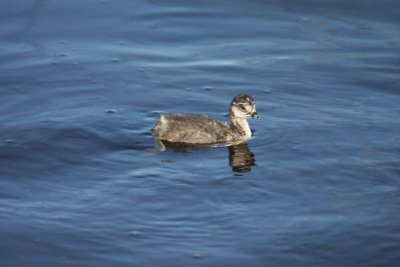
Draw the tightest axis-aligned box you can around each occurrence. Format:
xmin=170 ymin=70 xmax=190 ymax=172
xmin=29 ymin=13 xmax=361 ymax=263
xmin=1 ymin=1 xmax=399 ymax=266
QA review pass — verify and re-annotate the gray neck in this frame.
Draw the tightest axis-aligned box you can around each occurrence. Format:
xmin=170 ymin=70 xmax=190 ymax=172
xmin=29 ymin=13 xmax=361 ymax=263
xmin=229 ymin=116 xmax=252 ymax=140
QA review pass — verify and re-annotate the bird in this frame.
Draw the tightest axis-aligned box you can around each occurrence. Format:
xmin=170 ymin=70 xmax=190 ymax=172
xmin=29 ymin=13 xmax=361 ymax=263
xmin=152 ymin=93 xmax=258 ymax=148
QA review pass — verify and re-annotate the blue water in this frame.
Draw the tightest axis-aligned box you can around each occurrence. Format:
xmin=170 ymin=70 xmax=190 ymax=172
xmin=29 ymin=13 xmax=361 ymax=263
xmin=1 ymin=1 xmax=399 ymax=266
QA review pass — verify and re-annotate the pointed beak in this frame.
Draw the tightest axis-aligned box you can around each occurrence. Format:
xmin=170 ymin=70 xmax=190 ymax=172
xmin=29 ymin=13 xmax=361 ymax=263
xmin=251 ymin=111 xmax=259 ymax=119
xmin=244 ymin=105 xmax=259 ymax=119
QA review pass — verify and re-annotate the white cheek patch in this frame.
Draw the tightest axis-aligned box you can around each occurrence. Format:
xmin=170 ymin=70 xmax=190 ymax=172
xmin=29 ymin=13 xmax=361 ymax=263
xmin=245 ymin=105 xmax=253 ymax=113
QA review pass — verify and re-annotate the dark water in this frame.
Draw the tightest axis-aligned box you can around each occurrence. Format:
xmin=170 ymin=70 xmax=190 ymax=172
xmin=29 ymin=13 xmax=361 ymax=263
xmin=1 ymin=1 xmax=399 ymax=266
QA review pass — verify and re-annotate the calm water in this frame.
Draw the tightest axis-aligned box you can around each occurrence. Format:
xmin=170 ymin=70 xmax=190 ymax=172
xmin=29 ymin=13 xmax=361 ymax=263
xmin=1 ymin=1 xmax=399 ymax=266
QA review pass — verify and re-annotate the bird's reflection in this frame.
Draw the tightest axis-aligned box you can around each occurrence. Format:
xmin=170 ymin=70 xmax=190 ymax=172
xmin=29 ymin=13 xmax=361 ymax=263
xmin=155 ymin=139 xmax=256 ymax=173
xmin=228 ymin=143 xmax=256 ymax=173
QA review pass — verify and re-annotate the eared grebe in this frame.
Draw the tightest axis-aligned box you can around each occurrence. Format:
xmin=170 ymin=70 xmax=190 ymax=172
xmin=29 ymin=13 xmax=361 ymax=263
xmin=152 ymin=94 xmax=258 ymax=146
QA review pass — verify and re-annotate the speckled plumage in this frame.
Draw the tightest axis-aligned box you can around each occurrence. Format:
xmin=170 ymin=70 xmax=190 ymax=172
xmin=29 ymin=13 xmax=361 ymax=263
xmin=152 ymin=94 xmax=258 ymax=145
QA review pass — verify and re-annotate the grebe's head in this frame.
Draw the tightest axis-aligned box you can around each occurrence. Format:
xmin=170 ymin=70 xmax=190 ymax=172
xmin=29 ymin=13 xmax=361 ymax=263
xmin=230 ymin=94 xmax=258 ymax=119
